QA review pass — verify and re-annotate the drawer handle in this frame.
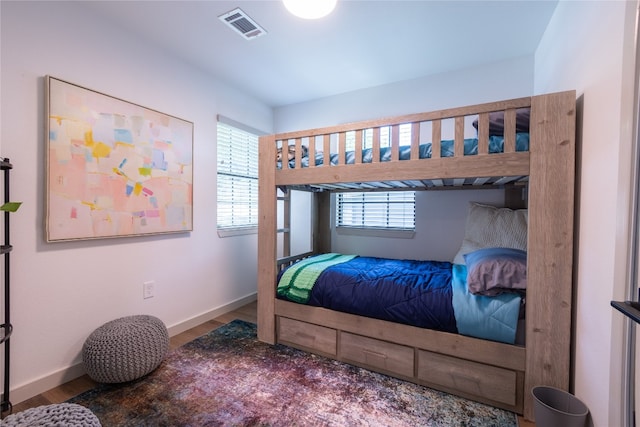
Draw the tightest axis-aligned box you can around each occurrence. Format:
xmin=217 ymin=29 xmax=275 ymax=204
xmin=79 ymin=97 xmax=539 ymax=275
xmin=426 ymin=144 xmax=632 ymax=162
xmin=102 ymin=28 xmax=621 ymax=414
xmin=297 ymin=332 xmax=315 ymax=341
xmin=449 ymin=372 xmax=482 ymax=391
xmin=451 ymin=373 xmax=480 ymax=382
xmin=362 ymin=349 xmax=388 ymax=359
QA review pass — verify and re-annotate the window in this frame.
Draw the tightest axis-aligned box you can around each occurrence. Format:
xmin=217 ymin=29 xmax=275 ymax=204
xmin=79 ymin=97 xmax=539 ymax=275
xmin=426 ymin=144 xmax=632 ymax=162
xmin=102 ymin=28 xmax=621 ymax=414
xmin=336 ymin=191 xmax=416 ymax=230
xmin=345 ymin=123 xmax=412 ymax=151
xmin=217 ymin=117 xmax=260 ymax=234
xmin=338 ymin=124 xmax=416 ymax=235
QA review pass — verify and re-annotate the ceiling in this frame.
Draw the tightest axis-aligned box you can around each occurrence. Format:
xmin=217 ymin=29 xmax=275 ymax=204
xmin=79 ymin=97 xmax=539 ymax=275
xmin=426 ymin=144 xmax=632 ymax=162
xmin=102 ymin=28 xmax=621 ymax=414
xmin=81 ymin=1 xmax=559 ymax=108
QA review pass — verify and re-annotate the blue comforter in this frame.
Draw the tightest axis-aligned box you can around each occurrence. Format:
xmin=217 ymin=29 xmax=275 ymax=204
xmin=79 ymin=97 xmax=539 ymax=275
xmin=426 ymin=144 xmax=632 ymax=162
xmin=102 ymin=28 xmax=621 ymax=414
xmin=277 ymin=254 xmax=522 ymax=344
xmin=278 ymin=133 xmax=530 ymax=169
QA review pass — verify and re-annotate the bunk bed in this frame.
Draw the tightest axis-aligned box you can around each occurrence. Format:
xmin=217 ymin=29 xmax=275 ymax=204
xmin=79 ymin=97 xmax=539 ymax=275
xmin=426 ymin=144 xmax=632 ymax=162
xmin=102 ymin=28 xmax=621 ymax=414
xmin=257 ymin=90 xmax=576 ymax=421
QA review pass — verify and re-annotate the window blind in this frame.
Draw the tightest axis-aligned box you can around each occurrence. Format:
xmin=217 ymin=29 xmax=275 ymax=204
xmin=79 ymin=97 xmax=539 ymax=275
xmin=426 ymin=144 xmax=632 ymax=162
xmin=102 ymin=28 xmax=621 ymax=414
xmin=217 ymin=121 xmax=259 ymax=230
xmin=345 ymin=123 xmax=412 ymax=151
xmin=337 ymin=191 xmax=416 ymax=230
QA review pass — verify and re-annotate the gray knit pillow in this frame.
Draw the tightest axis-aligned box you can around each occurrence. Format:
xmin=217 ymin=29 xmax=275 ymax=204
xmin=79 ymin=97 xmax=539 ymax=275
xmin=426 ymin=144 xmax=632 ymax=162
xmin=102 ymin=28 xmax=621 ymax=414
xmin=1 ymin=403 xmax=101 ymax=426
xmin=82 ymin=315 xmax=169 ymax=383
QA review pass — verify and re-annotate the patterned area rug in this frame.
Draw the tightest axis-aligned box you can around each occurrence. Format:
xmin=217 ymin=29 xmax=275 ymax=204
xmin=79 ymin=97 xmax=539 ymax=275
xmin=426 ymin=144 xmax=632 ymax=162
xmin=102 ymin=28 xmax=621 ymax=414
xmin=68 ymin=320 xmax=517 ymax=426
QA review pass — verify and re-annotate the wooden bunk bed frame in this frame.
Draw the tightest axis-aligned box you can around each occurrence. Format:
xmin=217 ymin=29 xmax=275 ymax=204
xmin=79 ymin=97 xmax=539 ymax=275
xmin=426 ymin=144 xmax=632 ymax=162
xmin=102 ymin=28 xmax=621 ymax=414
xmin=257 ymin=90 xmax=576 ymax=421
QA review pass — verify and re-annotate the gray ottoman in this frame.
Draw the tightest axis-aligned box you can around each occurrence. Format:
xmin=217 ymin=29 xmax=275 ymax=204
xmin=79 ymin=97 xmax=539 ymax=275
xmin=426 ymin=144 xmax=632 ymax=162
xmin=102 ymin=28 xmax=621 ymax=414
xmin=82 ymin=314 xmax=169 ymax=383
xmin=1 ymin=403 xmax=101 ymax=426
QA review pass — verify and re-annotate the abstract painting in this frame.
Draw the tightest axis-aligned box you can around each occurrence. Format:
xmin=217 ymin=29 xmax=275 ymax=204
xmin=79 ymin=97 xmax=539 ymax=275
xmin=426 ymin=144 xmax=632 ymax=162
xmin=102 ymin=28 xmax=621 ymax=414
xmin=46 ymin=76 xmax=193 ymax=242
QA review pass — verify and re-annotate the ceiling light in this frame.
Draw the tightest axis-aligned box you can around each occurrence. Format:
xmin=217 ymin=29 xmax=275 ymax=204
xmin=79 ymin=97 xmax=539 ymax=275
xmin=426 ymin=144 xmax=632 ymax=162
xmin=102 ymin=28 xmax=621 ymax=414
xmin=283 ymin=0 xmax=337 ymax=20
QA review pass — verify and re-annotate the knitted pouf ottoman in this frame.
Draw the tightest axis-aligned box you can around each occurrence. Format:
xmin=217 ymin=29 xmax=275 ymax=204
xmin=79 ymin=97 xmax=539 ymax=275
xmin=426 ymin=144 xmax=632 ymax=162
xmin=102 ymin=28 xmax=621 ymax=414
xmin=82 ymin=314 xmax=169 ymax=383
xmin=1 ymin=403 xmax=101 ymax=426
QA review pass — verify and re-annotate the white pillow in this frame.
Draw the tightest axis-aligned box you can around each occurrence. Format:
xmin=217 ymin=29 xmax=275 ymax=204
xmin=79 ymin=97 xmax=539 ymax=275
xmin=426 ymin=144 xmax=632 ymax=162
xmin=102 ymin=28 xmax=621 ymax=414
xmin=452 ymin=202 xmax=528 ymax=265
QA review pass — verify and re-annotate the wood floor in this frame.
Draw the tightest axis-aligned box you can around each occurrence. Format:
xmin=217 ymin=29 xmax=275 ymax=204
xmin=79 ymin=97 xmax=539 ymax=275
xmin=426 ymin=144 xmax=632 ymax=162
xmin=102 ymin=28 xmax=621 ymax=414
xmin=3 ymin=300 xmax=533 ymax=426
xmin=4 ymin=301 xmax=258 ymax=417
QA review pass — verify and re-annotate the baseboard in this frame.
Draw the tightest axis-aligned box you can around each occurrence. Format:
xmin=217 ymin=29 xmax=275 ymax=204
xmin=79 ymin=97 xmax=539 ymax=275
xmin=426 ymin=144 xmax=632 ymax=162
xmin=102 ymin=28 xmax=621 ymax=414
xmin=8 ymin=363 xmax=88 ymax=407
xmin=167 ymin=292 xmax=257 ymax=336
xmin=6 ymin=292 xmax=257 ymax=406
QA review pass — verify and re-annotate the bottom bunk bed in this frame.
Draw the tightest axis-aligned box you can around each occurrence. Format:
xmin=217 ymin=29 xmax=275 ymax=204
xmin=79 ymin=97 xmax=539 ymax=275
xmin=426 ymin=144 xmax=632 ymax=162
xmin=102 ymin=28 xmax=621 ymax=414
xmin=272 ymin=202 xmax=529 ymax=414
xmin=257 ymin=90 xmax=576 ymax=421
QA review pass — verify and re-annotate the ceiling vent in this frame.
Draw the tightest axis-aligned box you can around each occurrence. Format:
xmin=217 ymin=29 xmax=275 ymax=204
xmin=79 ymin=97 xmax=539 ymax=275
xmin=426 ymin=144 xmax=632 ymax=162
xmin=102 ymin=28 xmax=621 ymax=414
xmin=219 ymin=8 xmax=267 ymax=40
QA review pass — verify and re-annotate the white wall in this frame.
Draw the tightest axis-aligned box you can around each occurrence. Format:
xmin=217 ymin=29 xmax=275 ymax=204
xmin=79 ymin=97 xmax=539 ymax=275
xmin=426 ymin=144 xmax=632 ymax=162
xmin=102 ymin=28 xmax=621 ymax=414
xmin=0 ymin=1 xmax=272 ymax=403
xmin=275 ymin=56 xmax=534 ymax=132
xmin=277 ymin=57 xmax=534 ymax=261
xmin=534 ymin=1 xmax=636 ymax=426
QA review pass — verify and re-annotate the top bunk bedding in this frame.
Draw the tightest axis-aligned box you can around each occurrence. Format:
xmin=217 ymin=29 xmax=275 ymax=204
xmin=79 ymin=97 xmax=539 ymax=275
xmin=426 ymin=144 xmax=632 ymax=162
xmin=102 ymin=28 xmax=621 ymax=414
xmin=261 ymin=102 xmax=533 ymax=191
xmin=277 ymin=133 xmax=530 ymax=169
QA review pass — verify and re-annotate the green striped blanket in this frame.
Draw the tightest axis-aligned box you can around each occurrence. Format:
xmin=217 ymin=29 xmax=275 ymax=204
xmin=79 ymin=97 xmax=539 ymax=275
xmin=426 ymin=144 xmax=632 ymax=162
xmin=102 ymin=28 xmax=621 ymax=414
xmin=277 ymin=253 xmax=357 ymax=303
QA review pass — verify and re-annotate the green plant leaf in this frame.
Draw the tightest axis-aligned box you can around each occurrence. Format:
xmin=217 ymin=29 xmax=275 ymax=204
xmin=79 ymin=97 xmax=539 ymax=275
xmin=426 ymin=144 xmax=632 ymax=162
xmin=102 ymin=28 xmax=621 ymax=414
xmin=0 ymin=202 xmax=22 ymax=212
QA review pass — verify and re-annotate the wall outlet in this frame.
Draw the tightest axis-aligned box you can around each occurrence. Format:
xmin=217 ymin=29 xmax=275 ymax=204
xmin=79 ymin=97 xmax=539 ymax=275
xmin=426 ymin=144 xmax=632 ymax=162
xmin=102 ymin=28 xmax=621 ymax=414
xmin=143 ymin=281 xmax=155 ymax=299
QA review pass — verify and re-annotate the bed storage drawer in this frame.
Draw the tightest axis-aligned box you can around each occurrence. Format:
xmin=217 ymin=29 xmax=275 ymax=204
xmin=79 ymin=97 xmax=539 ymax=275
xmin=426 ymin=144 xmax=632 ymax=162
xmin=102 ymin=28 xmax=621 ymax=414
xmin=277 ymin=317 xmax=337 ymax=356
xmin=340 ymin=332 xmax=414 ymax=378
xmin=417 ymin=350 xmax=517 ymax=406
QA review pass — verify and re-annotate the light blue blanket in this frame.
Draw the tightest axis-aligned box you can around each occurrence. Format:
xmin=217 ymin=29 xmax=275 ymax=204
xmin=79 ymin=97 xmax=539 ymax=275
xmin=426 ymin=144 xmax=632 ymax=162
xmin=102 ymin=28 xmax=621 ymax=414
xmin=451 ymin=264 xmax=522 ymax=344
